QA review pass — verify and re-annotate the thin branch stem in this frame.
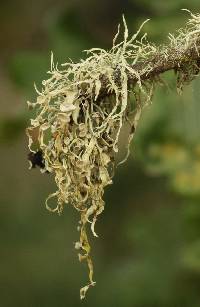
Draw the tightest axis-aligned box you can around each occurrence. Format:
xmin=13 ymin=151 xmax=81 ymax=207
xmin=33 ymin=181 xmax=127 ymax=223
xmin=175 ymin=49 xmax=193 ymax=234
xmin=98 ymin=37 xmax=200 ymax=100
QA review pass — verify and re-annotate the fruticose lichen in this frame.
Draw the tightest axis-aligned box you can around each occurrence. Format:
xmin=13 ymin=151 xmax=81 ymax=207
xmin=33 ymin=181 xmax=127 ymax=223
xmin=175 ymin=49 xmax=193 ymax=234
xmin=27 ymin=11 xmax=200 ymax=299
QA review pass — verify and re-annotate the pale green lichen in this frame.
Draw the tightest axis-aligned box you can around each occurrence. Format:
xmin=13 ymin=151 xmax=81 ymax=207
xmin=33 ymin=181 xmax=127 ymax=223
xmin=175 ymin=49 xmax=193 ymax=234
xmin=27 ymin=11 xmax=200 ymax=299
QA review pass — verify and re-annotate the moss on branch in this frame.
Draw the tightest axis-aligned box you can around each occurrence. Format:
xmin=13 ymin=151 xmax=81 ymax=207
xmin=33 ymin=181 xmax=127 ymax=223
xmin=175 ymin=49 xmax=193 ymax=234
xmin=27 ymin=10 xmax=200 ymax=299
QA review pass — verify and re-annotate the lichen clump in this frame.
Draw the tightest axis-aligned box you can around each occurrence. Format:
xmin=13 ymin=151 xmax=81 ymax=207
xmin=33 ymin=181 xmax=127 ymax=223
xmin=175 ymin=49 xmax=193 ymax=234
xmin=27 ymin=11 xmax=200 ymax=299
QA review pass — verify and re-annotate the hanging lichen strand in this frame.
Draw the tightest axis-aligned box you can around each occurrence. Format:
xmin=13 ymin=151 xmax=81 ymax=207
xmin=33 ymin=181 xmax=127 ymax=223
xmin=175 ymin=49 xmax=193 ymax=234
xmin=27 ymin=11 xmax=200 ymax=299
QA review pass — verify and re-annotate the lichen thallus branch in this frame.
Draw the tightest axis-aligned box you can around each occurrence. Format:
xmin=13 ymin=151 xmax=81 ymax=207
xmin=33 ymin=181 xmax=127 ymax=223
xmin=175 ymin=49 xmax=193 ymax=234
xmin=27 ymin=10 xmax=200 ymax=299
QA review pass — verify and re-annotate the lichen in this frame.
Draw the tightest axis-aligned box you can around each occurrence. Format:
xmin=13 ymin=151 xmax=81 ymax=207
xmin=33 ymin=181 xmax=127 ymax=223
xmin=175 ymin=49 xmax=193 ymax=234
xmin=27 ymin=11 xmax=200 ymax=299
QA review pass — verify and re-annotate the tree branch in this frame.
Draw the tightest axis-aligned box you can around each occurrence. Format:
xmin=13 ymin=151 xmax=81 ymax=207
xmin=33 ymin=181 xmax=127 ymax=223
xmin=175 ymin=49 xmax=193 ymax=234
xmin=98 ymin=34 xmax=200 ymax=101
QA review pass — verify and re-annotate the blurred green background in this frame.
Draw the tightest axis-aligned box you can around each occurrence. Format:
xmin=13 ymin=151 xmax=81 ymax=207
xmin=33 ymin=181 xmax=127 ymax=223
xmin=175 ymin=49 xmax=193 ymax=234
xmin=1 ymin=1 xmax=200 ymax=306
